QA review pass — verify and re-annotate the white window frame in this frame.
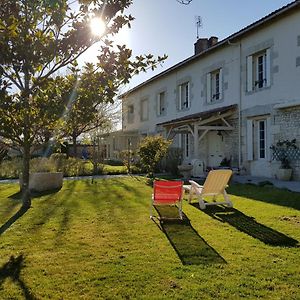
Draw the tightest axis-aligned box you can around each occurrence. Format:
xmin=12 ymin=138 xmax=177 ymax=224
xmin=257 ymin=119 xmax=267 ymax=160
xmin=127 ymin=104 xmax=134 ymax=124
xmin=140 ymin=99 xmax=148 ymax=121
xmin=179 ymin=82 xmax=190 ymax=110
xmin=179 ymin=133 xmax=190 ymax=159
xmin=157 ymin=91 xmax=166 ymax=116
xmin=247 ymin=48 xmax=271 ymax=92
xmin=207 ymin=68 xmax=223 ymax=103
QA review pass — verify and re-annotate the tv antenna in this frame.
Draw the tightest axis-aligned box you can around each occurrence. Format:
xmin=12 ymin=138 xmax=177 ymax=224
xmin=195 ymin=16 xmax=202 ymax=39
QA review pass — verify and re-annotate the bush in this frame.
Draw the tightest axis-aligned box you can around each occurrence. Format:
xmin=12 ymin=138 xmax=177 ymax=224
xmin=0 ymin=157 xmax=22 ymax=179
xmin=104 ymin=159 xmax=124 ymax=166
xmin=165 ymin=147 xmax=183 ymax=176
xmin=137 ymin=135 xmax=171 ymax=179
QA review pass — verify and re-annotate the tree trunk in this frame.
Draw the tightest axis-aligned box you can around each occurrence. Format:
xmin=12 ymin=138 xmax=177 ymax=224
xmin=72 ymin=135 xmax=77 ymax=157
xmin=21 ymin=141 xmax=31 ymax=209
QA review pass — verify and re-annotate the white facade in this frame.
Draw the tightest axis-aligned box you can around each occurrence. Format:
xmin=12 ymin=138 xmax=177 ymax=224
xmin=118 ymin=2 xmax=300 ymax=180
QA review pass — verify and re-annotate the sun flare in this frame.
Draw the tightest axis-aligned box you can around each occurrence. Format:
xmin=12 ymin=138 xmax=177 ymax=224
xmin=90 ymin=17 xmax=106 ymax=36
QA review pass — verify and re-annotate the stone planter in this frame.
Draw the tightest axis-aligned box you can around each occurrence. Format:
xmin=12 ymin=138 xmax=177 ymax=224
xmin=178 ymin=164 xmax=193 ymax=179
xmin=276 ymin=168 xmax=292 ymax=181
xmin=20 ymin=172 xmax=63 ymax=192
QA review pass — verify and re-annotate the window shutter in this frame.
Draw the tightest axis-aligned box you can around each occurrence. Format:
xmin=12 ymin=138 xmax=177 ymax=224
xmin=206 ymin=73 xmax=211 ymax=103
xmin=178 ymin=85 xmax=182 ymax=110
xmin=219 ymin=68 xmax=223 ymax=99
xmin=266 ymin=117 xmax=271 ymax=160
xmin=247 ymin=56 xmax=253 ymax=92
xmin=265 ymin=48 xmax=271 ymax=87
xmin=187 ymin=82 xmax=190 ymax=108
xmin=247 ymin=119 xmax=253 ymax=160
xmin=157 ymin=94 xmax=160 ymax=116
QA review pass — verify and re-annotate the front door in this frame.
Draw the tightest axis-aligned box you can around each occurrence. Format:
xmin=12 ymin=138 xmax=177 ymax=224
xmin=208 ymin=131 xmax=224 ymax=167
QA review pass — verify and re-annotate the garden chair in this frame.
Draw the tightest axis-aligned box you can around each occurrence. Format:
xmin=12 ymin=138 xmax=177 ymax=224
xmin=150 ymin=180 xmax=184 ymax=220
xmin=189 ymin=169 xmax=233 ymax=209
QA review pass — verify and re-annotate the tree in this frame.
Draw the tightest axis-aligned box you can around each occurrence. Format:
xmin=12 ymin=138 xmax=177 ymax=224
xmin=137 ymin=135 xmax=171 ymax=180
xmin=0 ymin=0 xmax=166 ymax=208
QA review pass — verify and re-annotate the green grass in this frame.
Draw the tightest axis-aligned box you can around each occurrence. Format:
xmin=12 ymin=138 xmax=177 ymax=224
xmin=0 ymin=178 xmax=300 ymax=299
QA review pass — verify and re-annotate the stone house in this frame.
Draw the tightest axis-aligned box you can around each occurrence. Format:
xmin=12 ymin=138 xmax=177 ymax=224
xmin=104 ymin=1 xmax=300 ymax=180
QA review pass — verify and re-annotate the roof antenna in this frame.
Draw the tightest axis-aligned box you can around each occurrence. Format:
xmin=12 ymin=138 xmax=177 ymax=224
xmin=195 ymin=16 xmax=202 ymax=40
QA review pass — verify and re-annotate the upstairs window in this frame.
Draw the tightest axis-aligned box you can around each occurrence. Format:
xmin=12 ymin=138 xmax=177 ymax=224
xmin=247 ymin=48 xmax=271 ymax=92
xmin=179 ymin=82 xmax=190 ymax=110
xmin=127 ymin=105 xmax=134 ymax=124
xmin=157 ymin=91 xmax=166 ymax=116
xmin=140 ymin=99 xmax=149 ymax=121
xmin=207 ymin=68 xmax=223 ymax=103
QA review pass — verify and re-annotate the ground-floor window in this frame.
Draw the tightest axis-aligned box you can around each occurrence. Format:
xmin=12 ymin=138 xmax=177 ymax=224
xmin=179 ymin=133 xmax=190 ymax=159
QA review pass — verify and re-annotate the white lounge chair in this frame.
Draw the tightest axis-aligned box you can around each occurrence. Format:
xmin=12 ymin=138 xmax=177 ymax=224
xmin=189 ymin=169 xmax=233 ymax=209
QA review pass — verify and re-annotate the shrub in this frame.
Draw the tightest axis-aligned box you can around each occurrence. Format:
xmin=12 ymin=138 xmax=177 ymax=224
xmin=165 ymin=147 xmax=183 ymax=175
xmin=137 ymin=135 xmax=171 ymax=179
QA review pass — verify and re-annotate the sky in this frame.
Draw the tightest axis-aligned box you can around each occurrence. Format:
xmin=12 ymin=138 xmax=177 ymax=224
xmin=81 ymin=0 xmax=294 ymax=93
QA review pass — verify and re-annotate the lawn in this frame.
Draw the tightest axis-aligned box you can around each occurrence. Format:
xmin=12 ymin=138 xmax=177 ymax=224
xmin=0 ymin=177 xmax=300 ymax=299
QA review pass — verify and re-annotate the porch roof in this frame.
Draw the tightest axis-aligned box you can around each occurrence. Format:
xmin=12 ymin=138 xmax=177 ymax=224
xmin=157 ymin=104 xmax=237 ymax=127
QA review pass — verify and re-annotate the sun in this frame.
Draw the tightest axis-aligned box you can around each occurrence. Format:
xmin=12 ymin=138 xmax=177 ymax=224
xmin=90 ymin=17 xmax=106 ymax=37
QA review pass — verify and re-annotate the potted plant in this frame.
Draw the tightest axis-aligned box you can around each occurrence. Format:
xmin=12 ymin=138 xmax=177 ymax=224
xmin=19 ymin=156 xmax=63 ymax=192
xmin=270 ymin=139 xmax=298 ymax=181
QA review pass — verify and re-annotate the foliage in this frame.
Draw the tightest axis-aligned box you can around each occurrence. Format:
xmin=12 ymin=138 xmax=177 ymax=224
xmin=137 ymin=135 xmax=171 ymax=178
xmin=220 ymin=157 xmax=231 ymax=167
xmin=0 ymin=178 xmax=299 ymax=299
xmin=165 ymin=147 xmax=183 ymax=175
xmin=0 ymin=0 xmax=167 ymax=207
xmin=270 ymin=139 xmax=299 ymax=169
xmin=119 ymin=149 xmax=135 ymax=173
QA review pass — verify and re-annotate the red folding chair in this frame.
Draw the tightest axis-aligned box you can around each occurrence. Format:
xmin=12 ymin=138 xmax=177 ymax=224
xmin=150 ymin=180 xmax=184 ymax=220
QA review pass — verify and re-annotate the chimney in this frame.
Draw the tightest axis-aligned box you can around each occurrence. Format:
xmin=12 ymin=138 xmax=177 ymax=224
xmin=194 ymin=38 xmax=209 ymax=55
xmin=194 ymin=36 xmax=219 ymax=55
xmin=208 ymin=36 xmax=218 ymax=47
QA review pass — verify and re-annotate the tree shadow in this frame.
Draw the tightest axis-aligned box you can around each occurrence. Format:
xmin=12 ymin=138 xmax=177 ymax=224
xmin=8 ymin=188 xmax=62 ymax=200
xmin=153 ymin=206 xmax=226 ymax=265
xmin=191 ymin=203 xmax=298 ymax=247
xmin=0 ymin=254 xmax=36 ymax=300
xmin=228 ymin=183 xmax=300 ymax=211
xmin=0 ymin=206 xmax=29 ymax=236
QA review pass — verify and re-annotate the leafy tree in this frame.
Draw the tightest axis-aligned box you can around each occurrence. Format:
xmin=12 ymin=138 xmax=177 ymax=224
xmin=0 ymin=0 xmax=166 ymax=208
xmin=137 ymin=135 xmax=171 ymax=180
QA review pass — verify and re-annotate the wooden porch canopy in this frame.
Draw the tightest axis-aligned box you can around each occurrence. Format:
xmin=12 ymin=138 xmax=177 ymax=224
xmin=157 ymin=104 xmax=238 ymax=157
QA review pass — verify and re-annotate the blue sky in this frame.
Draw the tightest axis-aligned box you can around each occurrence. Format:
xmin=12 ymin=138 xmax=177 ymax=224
xmin=82 ymin=0 xmax=294 ymax=92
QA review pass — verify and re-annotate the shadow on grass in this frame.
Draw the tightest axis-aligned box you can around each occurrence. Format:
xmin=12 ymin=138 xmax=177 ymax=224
xmin=153 ymin=206 xmax=226 ymax=265
xmin=8 ymin=188 xmax=62 ymax=200
xmin=228 ymin=183 xmax=300 ymax=211
xmin=191 ymin=203 xmax=298 ymax=247
xmin=0 ymin=206 xmax=29 ymax=236
xmin=0 ymin=254 xmax=36 ymax=300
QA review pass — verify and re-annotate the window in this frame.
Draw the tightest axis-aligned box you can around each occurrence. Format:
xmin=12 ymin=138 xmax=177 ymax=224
xmin=179 ymin=133 xmax=190 ymax=158
xmin=140 ymin=99 xmax=148 ymax=121
xmin=258 ymin=120 xmax=267 ymax=159
xmin=207 ymin=68 xmax=222 ymax=103
xmin=246 ymin=118 xmax=270 ymax=161
xmin=157 ymin=91 xmax=166 ymax=116
xmin=247 ymin=48 xmax=271 ymax=92
xmin=179 ymin=82 xmax=190 ymax=110
xmin=127 ymin=105 xmax=134 ymax=124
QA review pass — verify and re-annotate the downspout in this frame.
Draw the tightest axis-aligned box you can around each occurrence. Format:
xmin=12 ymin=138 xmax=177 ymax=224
xmin=228 ymin=40 xmax=242 ymax=170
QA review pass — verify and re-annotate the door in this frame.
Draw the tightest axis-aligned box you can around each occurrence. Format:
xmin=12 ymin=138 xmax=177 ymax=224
xmin=208 ymin=131 xmax=224 ymax=167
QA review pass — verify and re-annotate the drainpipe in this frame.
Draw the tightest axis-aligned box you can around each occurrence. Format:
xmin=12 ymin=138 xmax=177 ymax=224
xmin=228 ymin=40 xmax=242 ymax=170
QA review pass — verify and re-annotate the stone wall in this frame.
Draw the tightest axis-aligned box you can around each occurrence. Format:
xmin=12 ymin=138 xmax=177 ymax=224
xmin=272 ymin=107 xmax=300 ymax=180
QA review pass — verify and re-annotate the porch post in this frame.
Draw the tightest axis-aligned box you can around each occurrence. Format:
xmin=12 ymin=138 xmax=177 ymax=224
xmin=194 ymin=123 xmax=199 ymax=158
